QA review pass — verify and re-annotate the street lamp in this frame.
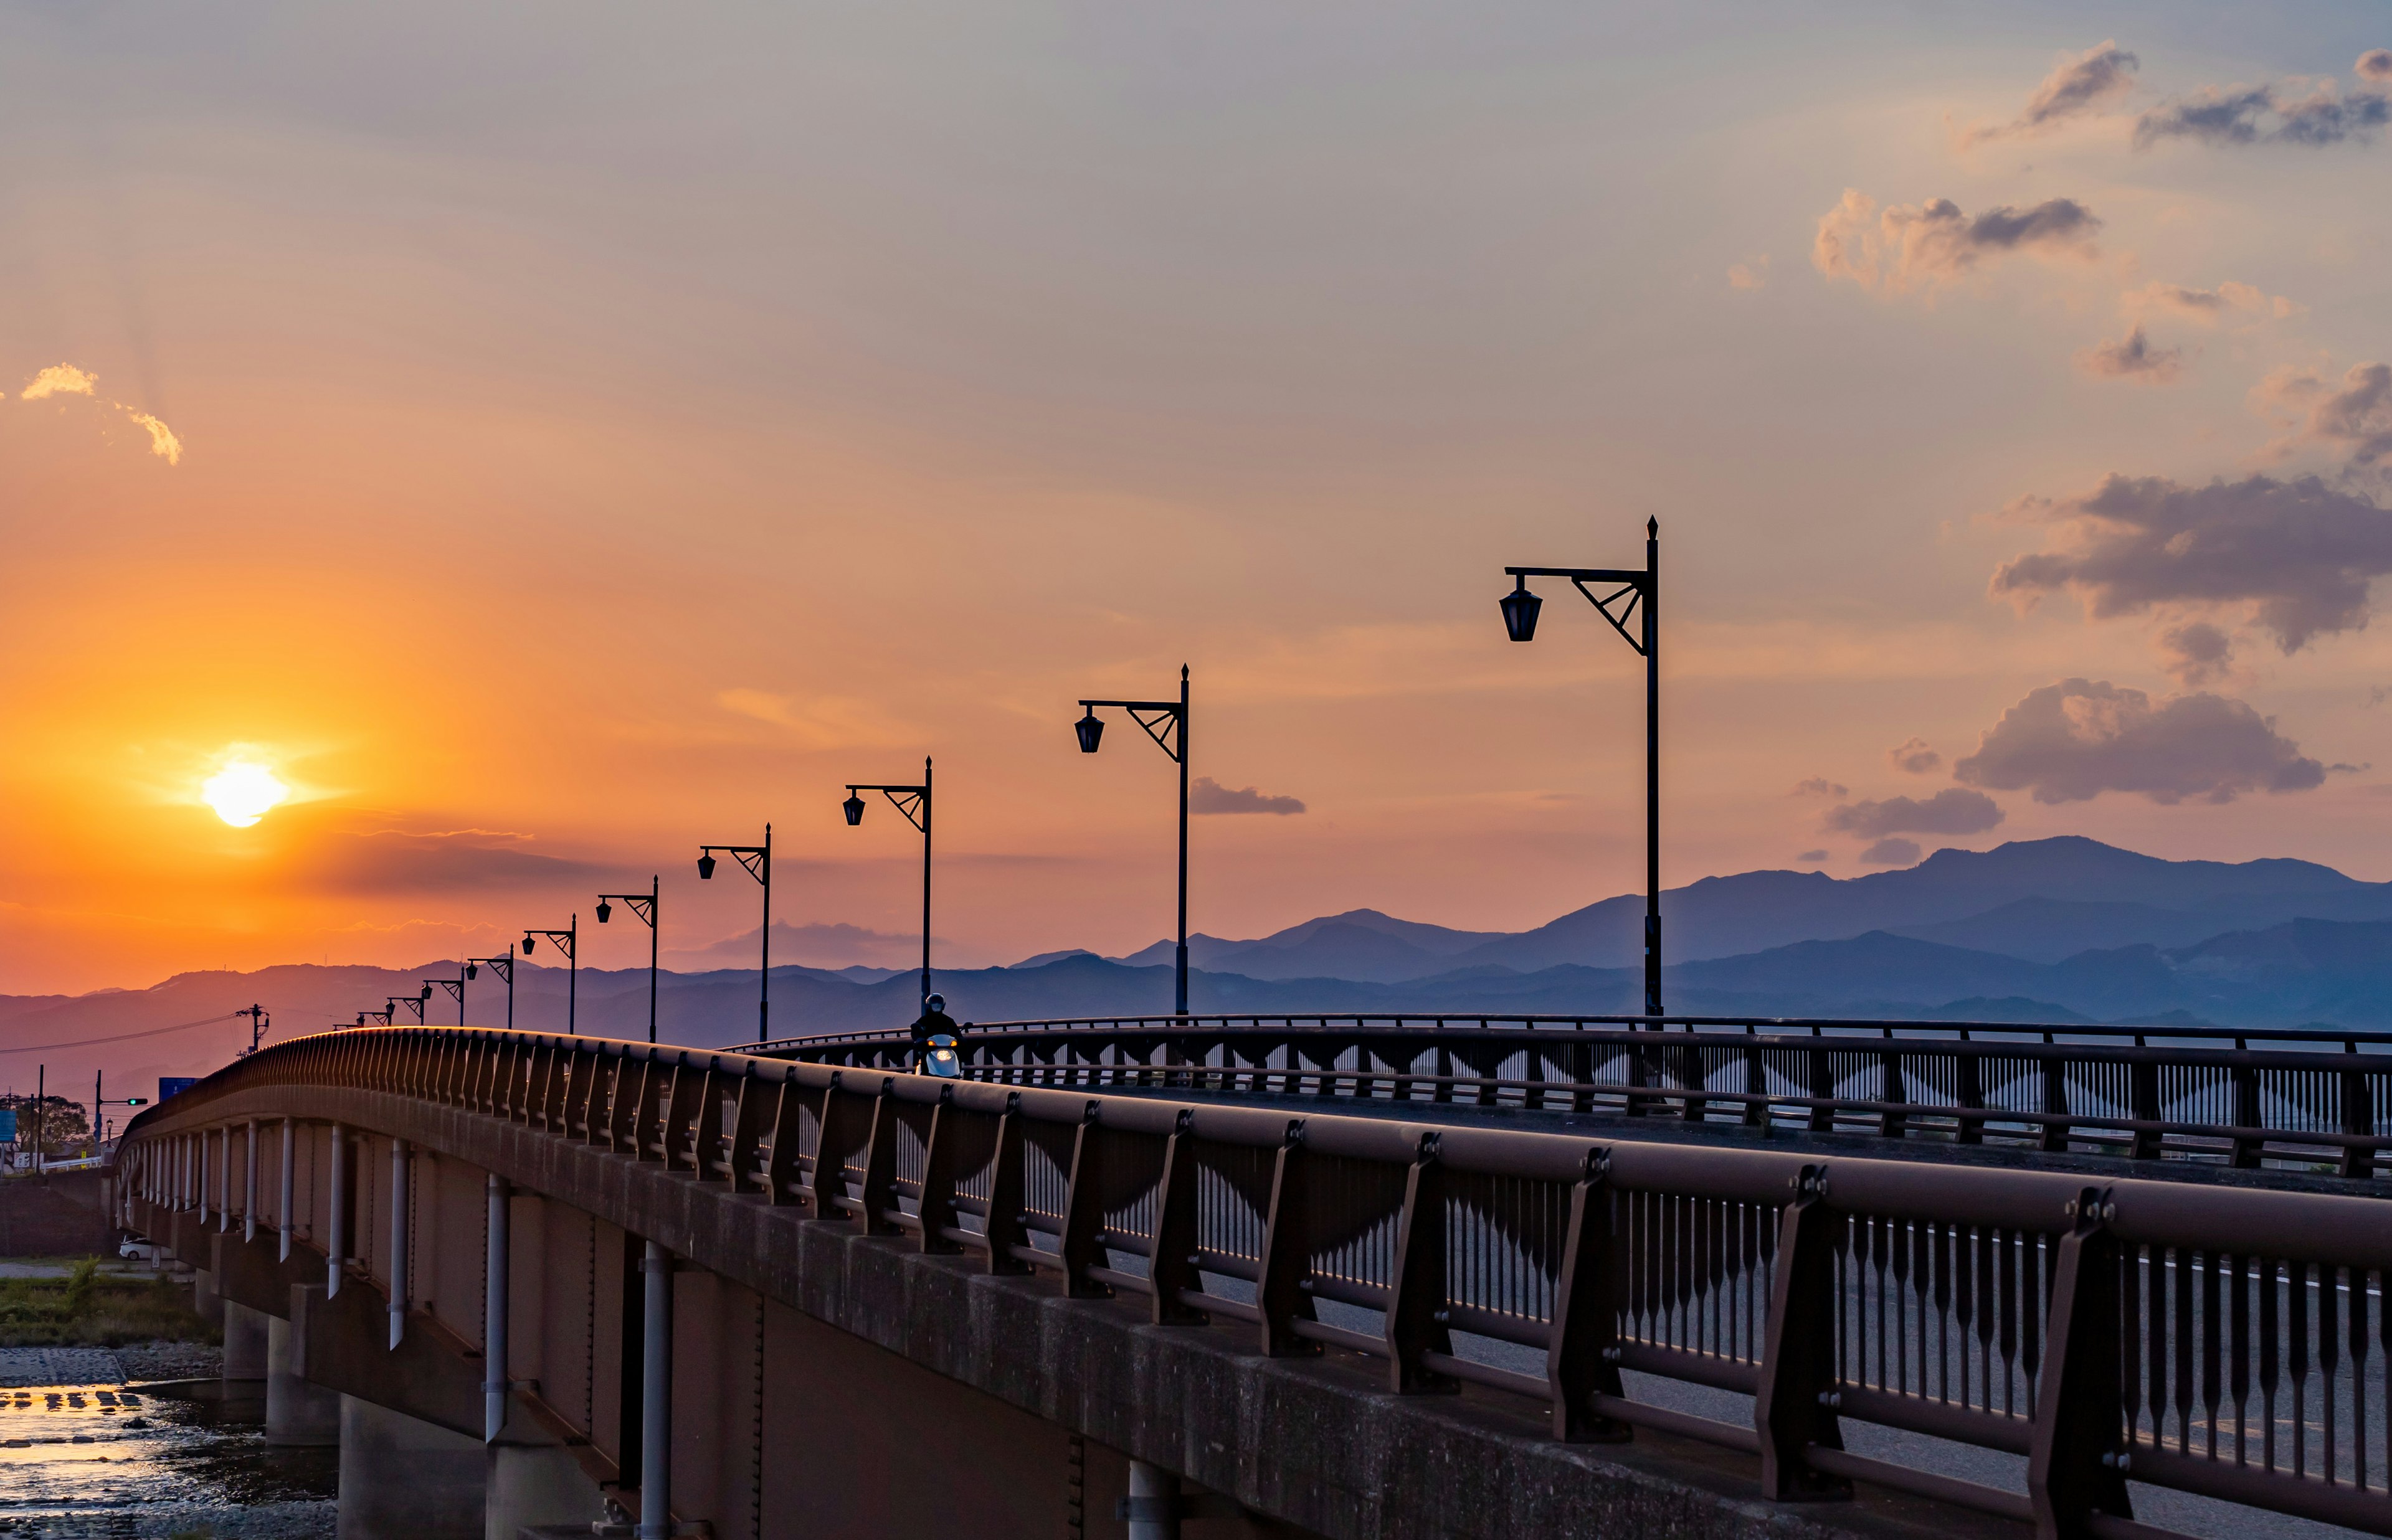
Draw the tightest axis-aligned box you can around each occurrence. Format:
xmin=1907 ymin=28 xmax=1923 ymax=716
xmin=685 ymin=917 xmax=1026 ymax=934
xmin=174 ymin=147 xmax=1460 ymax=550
xmin=1075 ymin=665 xmax=1191 ymax=1017
xmin=522 ymin=917 xmax=579 ymax=1034
xmin=596 ymin=877 xmax=660 ymax=1044
xmin=697 ymin=828 xmax=771 ymax=1041
xmin=389 ymin=994 xmax=426 ymax=1025
xmin=234 ymin=1004 xmax=270 ymax=1057
xmin=466 ymin=947 xmax=516 ymax=1031
xmin=425 ymin=966 xmax=471 ymax=1027
xmin=841 ymin=758 xmax=934 ymax=1012
xmin=1497 ymin=517 xmax=1663 ymax=1020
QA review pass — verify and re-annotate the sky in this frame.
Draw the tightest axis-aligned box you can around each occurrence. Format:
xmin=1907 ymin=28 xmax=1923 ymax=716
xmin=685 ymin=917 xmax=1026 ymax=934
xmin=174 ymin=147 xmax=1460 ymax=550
xmin=4 ymin=2 xmax=2392 ymax=997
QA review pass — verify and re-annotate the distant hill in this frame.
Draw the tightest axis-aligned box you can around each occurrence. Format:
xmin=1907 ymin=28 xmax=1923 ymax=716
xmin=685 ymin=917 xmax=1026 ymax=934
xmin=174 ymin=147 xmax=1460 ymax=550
xmin=1107 ymin=837 xmax=2392 ymax=979
xmin=12 ymin=837 xmax=2392 ymax=1106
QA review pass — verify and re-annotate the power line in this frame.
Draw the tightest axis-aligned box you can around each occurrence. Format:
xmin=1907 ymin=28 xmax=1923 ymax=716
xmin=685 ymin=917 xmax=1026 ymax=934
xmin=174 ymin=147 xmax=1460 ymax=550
xmin=0 ymin=1011 xmax=239 ymax=1056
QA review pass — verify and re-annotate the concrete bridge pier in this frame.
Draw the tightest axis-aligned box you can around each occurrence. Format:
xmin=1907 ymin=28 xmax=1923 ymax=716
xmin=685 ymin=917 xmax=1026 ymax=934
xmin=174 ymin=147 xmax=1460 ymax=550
xmin=485 ymin=1407 xmax=610 ymax=1540
xmin=190 ymin=1265 xmax=225 ymax=1329
xmin=221 ymin=1298 xmax=270 ymax=1381
xmin=337 ymin=1392 xmax=486 ymax=1540
xmin=265 ymin=1312 xmax=341 ymax=1447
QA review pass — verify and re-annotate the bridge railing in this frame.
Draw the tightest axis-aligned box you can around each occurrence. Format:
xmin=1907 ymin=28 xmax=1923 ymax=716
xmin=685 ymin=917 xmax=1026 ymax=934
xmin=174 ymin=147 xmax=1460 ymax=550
xmin=752 ymin=1013 xmax=2392 ymax=1176
xmin=118 ymin=1026 xmax=2392 ymax=1538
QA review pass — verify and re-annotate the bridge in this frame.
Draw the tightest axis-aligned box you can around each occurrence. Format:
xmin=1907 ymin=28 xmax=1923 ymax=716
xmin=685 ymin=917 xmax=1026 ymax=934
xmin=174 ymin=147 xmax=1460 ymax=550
xmin=110 ymin=1016 xmax=2392 ymax=1540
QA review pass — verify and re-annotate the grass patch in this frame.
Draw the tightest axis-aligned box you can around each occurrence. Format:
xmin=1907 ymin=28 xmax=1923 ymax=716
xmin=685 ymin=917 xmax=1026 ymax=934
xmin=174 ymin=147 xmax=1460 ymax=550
xmin=0 ymin=1259 xmax=218 ymax=1347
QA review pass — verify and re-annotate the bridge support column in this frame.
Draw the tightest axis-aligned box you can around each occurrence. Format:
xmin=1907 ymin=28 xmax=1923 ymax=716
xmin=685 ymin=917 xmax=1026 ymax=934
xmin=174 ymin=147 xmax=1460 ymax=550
xmin=485 ymin=1414 xmax=609 ymax=1540
xmin=191 ymin=1267 xmax=225 ymax=1329
xmin=222 ymin=1298 xmax=270 ymax=1381
xmin=266 ymin=1312 xmax=341 ymax=1447
xmin=337 ymin=1392 xmax=485 ymax=1540
xmin=485 ymin=1173 xmax=510 ymax=1442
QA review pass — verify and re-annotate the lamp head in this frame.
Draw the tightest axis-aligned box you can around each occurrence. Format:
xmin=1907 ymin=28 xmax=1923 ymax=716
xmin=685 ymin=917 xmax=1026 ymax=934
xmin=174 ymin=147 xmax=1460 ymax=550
xmin=696 ymin=853 xmax=717 ymax=880
xmin=842 ymin=793 xmax=865 ymax=826
xmin=521 ymin=933 xmax=536 ymax=953
xmin=595 ymin=900 xmax=612 ymax=924
xmin=1074 ymin=709 xmax=1104 ymax=754
xmin=419 ymin=984 xmax=433 ymax=1001
xmin=465 ymin=962 xmax=478 ymax=981
xmin=1499 ymin=577 xmax=1542 ymax=643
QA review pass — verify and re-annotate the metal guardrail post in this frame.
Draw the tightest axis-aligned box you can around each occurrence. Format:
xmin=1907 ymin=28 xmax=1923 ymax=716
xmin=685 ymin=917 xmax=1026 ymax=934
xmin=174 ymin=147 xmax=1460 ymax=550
xmin=916 ymin=1086 xmax=965 ymax=1256
xmin=1059 ymin=1100 xmax=1111 ymax=1297
xmin=1547 ymin=1149 xmax=1628 ymax=1442
xmin=1148 ymin=1110 xmax=1206 ymax=1324
xmin=2231 ymin=1061 xmax=2262 ymax=1169
xmin=856 ymin=1082 xmax=901 ymax=1236
xmin=984 ymin=1094 xmax=1032 ymax=1276
xmin=1753 ymin=1164 xmax=1846 ymax=1500
xmin=763 ymin=1073 xmax=808 ymax=1206
xmin=1256 ymin=1119 xmax=1316 ymax=1358
xmin=1955 ymin=1052 xmax=1984 ymax=1145
xmin=2130 ymin=1061 xmax=2162 ymax=1160
xmin=726 ymin=1065 xmax=771 ymax=1194
xmin=2028 ymin=1187 xmax=2130 ymax=1539
xmin=2341 ymin=1062 xmax=2376 ymax=1179
xmin=1385 ymin=1131 xmax=1455 ymax=1394
xmin=2041 ymin=1051 xmax=2070 ymax=1154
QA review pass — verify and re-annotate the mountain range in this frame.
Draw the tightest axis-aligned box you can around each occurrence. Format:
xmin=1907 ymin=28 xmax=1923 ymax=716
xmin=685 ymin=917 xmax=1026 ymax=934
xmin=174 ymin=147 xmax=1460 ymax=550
xmin=9 ymin=837 xmax=2392 ymax=1107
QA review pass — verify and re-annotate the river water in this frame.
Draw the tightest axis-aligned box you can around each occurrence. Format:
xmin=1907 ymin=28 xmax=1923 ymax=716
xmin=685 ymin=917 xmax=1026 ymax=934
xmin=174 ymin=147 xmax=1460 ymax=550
xmin=0 ymin=1381 xmax=335 ymax=1538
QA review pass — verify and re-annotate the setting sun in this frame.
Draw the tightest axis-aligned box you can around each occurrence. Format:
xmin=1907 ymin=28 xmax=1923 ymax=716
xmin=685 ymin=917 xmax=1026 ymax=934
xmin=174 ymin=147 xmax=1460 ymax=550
xmin=201 ymin=760 xmax=290 ymax=828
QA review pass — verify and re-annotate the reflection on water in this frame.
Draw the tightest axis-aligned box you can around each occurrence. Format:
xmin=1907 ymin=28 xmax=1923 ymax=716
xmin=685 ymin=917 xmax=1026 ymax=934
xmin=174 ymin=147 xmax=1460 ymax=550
xmin=0 ymin=1382 xmax=335 ymax=1538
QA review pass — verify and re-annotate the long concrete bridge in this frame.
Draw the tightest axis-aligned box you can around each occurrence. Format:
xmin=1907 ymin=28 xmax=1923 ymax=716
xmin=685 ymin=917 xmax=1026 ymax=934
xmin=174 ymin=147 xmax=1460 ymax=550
xmin=111 ymin=1018 xmax=2392 ymax=1540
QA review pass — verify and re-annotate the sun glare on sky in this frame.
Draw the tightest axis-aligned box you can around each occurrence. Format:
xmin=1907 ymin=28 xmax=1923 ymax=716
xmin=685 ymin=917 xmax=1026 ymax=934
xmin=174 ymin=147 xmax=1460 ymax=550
xmin=202 ymin=760 xmax=290 ymax=828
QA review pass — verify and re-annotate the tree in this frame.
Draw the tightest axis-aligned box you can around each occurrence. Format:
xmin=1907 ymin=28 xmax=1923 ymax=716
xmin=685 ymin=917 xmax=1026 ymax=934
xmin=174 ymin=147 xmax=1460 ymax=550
xmin=0 ymin=1094 xmax=93 ymax=1157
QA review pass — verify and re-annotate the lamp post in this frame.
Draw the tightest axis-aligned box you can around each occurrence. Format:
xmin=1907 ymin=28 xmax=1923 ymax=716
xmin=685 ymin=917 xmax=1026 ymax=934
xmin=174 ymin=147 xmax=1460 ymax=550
xmin=466 ymin=947 xmax=516 ymax=1031
xmin=1075 ymin=666 xmax=1191 ymax=1017
xmin=389 ymin=993 xmax=427 ymax=1026
xmin=596 ymin=877 xmax=660 ymax=1044
xmin=1496 ymin=517 xmax=1663 ymax=1020
xmin=234 ymin=1004 xmax=270 ymax=1057
xmin=698 ymin=828 xmax=771 ymax=1041
xmin=842 ymin=758 xmax=934 ymax=1012
xmin=522 ymin=918 xmax=579 ymax=1034
xmin=425 ymin=966 xmax=471 ymax=1027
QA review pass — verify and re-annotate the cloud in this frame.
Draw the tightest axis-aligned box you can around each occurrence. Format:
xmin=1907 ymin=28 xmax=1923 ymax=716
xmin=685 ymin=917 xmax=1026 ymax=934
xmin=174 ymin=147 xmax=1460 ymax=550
xmin=126 ymin=412 xmax=182 ymax=465
xmin=2255 ymin=362 xmax=2392 ymax=475
xmin=1814 ymin=190 xmax=2101 ymax=296
xmin=1189 ymin=776 xmax=1304 ymax=815
xmin=2362 ymin=50 xmax=2392 ymax=85
xmin=1886 ymin=737 xmax=1942 ymax=775
xmin=1823 ymin=788 xmax=2005 ymax=838
xmin=1790 ymin=777 xmax=1849 ymax=798
xmin=2125 ymin=280 xmax=2302 ymax=326
xmin=2077 ymin=326 xmax=2186 ymax=383
xmin=2135 ymin=80 xmax=2389 ymax=149
xmin=20 ymin=364 xmax=97 ymax=400
xmin=1861 ymin=838 xmax=1922 ymax=867
xmin=2157 ymin=620 xmax=2233 ymax=685
xmin=1954 ymin=678 xmax=2325 ymax=805
xmin=1727 ymin=257 xmax=1769 ymax=291
xmin=1796 ymin=849 xmax=1830 ymax=864
xmin=1961 ymin=40 xmax=2140 ymax=146
xmin=292 ymin=828 xmax=607 ymax=894
xmin=1990 ymin=473 xmax=2392 ymax=651
xmin=16 ymin=362 xmax=183 ymax=465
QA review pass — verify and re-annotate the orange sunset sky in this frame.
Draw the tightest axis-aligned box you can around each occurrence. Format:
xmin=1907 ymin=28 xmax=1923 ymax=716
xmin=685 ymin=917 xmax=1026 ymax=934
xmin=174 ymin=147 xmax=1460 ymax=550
xmin=5 ymin=6 xmax=2392 ymax=996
